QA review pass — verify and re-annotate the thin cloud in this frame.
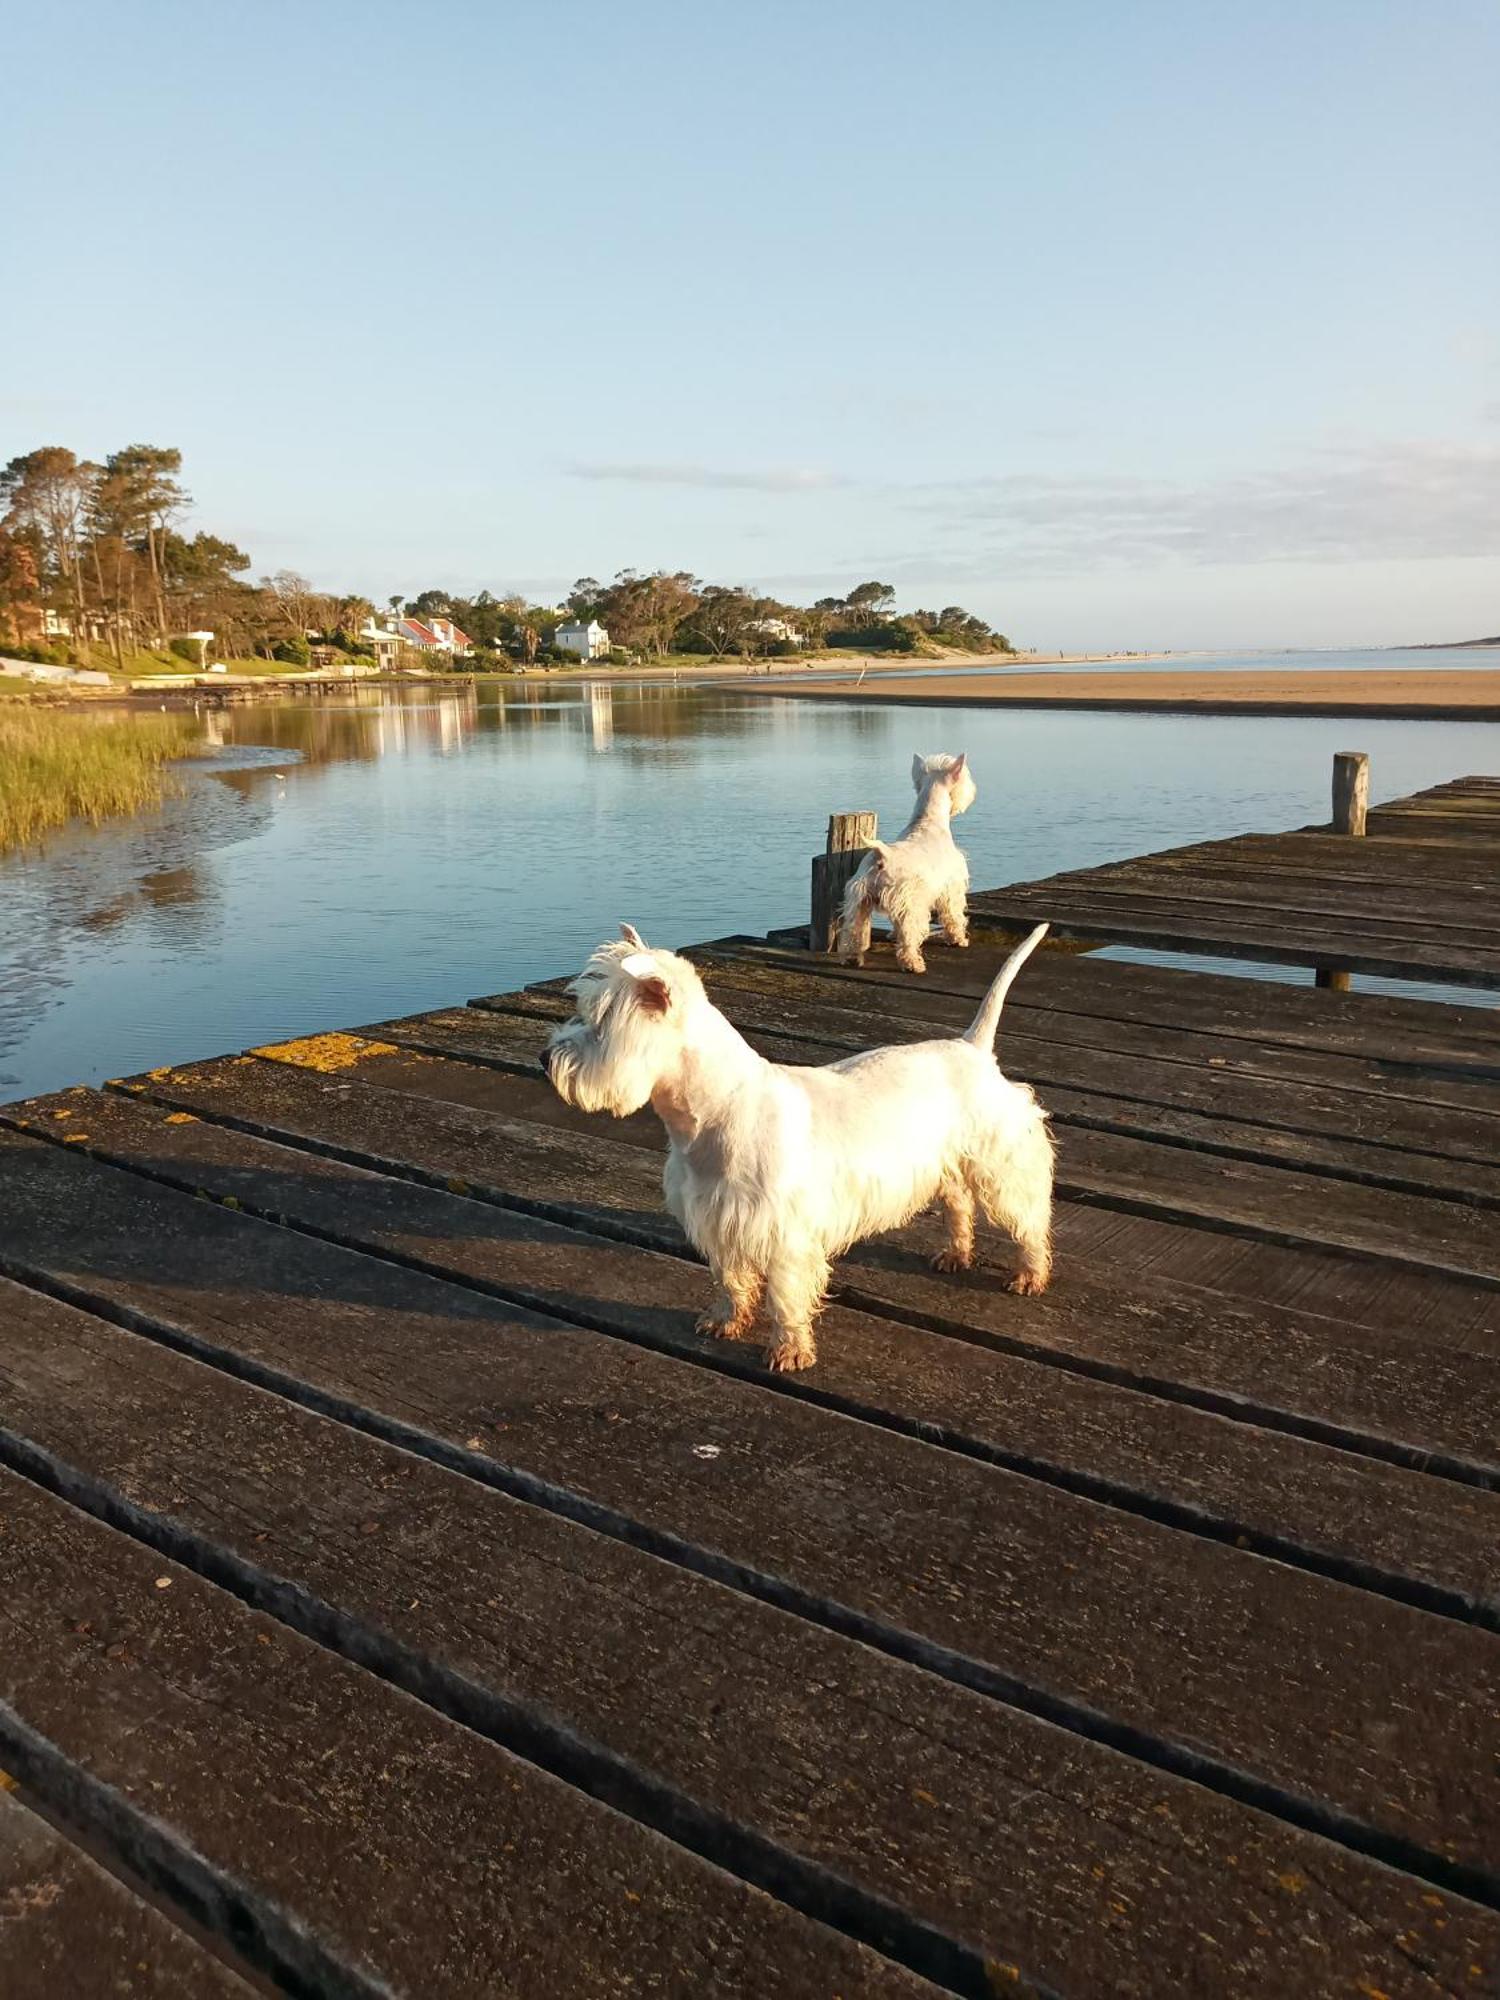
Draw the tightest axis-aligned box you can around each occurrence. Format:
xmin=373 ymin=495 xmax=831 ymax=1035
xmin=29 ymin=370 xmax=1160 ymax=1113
xmin=568 ymin=460 xmax=849 ymax=493
xmin=902 ymin=438 xmax=1500 ymax=574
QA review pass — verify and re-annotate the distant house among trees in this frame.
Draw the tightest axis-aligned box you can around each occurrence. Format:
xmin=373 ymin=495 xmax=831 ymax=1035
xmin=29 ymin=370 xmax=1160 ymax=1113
xmin=395 ymin=615 xmax=473 ymax=657
xmin=749 ymin=615 xmax=805 ymax=647
xmin=555 ymin=618 xmax=611 ymax=661
xmin=359 ymin=619 xmax=403 ymax=671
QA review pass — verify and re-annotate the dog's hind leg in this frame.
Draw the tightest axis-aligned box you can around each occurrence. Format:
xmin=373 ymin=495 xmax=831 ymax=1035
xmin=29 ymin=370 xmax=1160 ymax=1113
xmin=764 ymin=1247 xmax=829 ymax=1372
xmin=934 ymin=884 xmax=969 ymax=950
xmin=931 ymin=1174 xmax=975 ymax=1272
xmin=970 ymin=1133 xmax=1054 ymax=1295
xmin=835 ymin=869 xmax=876 ymax=966
xmin=696 ymin=1265 xmax=764 ymax=1342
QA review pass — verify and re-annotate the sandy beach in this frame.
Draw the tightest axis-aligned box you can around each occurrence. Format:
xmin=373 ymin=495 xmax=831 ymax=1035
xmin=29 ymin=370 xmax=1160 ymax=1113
xmin=759 ymin=662 xmax=1500 ymax=719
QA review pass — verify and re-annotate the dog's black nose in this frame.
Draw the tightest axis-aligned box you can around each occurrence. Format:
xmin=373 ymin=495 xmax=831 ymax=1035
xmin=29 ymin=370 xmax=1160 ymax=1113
xmin=539 ymin=1045 xmax=553 ymax=1078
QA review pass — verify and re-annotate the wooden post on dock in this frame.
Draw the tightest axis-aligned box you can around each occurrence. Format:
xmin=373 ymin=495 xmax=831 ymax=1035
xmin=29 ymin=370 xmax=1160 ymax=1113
xmin=1332 ymin=751 xmax=1370 ymax=838
xmin=810 ymin=810 xmax=876 ymax=953
xmin=1317 ymin=751 xmax=1369 ymax=989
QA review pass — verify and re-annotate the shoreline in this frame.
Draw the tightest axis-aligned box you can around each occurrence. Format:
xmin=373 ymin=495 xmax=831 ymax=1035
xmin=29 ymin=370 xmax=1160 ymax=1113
xmin=748 ymin=664 xmax=1500 ymax=721
xmin=8 ymin=649 xmax=1500 ymax=722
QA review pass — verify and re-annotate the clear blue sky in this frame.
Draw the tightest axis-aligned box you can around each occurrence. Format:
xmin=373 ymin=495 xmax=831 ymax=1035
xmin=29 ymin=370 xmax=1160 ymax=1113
xmin=5 ymin=0 xmax=1497 ymax=649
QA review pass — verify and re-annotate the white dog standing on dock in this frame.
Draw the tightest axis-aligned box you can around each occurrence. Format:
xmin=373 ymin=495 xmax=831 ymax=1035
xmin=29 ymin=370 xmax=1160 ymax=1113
xmin=836 ymin=751 xmax=977 ymax=974
xmin=542 ymin=921 xmax=1054 ymax=1372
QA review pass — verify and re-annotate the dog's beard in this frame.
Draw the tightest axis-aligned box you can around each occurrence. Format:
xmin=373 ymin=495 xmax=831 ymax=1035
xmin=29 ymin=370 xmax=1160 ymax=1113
xmin=545 ymin=1022 xmax=657 ymax=1117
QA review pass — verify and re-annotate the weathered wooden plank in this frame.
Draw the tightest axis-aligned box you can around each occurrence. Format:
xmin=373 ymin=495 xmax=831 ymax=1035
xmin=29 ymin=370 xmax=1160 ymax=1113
xmin=1372 ymin=804 xmax=1500 ymax=826
xmin=968 ymin=825 xmax=1499 ymax=894
xmin=1195 ymin=829 xmax=1500 ymax=885
xmin=355 ymin=1005 xmax=571 ymax=1072
xmin=1043 ymin=1083 xmax=1500 ymax=1205
xmin=238 ymin=1026 xmax=1500 ymax=1285
xmin=840 ymin=1207 xmax=1500 ymax=1463
xmin=677 ymin=936 xmax=1500 ymax=1069
xmin=0 ymin=1458 xmax=931 ymax=2000
xmin=612 ymin=968 xmax=1500 ymax=1172
xmin=669 ymin=953 xmax=1500 ymax=1117
xmin=1 ymin=1132 xmax=1498 ymax=1893
xmin=0 ymin=1786 xmax=257 ymax=1999
xmin=106 ymin=1039 xmax=1500 ymax=1351
xmin=391 ymin=1035 xmax=1500 ymax=1290
xmin=1088 ymin=834 xmax=1499 ymax=889
xmin=966 ymin=891 xmax=1500 ymax=985
xmin=1005 ymin=864 xmax=1498 ymax=941
xmin=16 ymin=1087 xmax=1500 ymax=1612
xmin=1046 ymin=1192 xmax=1500 ymax=1345
xmin=987 ymin=830 xmax=1497 ymax=912
xmin=7 ymin=1280 xmax=1488 ymax=2000
xmin=1052 ymin=1120 xmax=1500 ymax=1283
xmin=389 ymin=988 xmax=1500 ymax=1211
xmin=87 ymin=1057 xmax=1500 ymax=1446
xmin=974 ymin=873 xmax=1500 ymax=952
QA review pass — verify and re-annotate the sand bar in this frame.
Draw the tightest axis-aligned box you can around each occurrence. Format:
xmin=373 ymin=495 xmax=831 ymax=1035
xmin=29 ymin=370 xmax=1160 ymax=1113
xmin=761 ymin=663 xmax=1500 ymax=719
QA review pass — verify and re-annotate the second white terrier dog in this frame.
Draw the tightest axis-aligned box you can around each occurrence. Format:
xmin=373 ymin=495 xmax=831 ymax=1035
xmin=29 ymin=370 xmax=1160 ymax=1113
xmin=543 ymin=921 xmax=1054 ymax=1372
xmin=836 ymin=751 xmax=977 ymax=973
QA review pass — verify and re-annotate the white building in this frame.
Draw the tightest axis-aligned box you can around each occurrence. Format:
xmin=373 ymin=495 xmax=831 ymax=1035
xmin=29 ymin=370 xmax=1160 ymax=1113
xmin=555 ymin=618 xmax=610 ymax=661
xmin=749 ymin=616 xmax=805 ymax=646
xmin=359 ymin=619 xmax=404 ymax=672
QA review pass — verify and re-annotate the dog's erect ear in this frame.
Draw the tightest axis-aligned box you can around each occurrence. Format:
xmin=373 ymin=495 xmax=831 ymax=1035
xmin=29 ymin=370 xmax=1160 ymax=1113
xmin=911 ymin=752 xmax=927 ymax=789
xmin=948 ymin=752 xmax=967 ymax=779
xmin=620 ymin=951 xmax=672 ymax=1016
xmin=619 ymin=921 xmax=646 ymax=948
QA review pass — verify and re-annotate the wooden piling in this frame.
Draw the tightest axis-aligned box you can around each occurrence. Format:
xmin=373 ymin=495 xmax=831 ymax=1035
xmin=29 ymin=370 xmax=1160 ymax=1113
xmin=809 ymin=810 xmax=876 ymax=953
xmin=1317 ymin=753 xmax=1369 ymax=987
xmin=1331 ymin=751 xmax=1370 ymax=837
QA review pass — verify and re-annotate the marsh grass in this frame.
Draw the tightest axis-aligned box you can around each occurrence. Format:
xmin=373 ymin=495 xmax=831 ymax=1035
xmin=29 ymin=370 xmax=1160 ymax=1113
xmin=0 ymin=707 xmax=202 ymax=853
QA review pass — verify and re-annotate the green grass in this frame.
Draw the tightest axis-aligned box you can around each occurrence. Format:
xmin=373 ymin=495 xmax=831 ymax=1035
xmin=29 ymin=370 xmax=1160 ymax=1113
xmin=0 ymin=707 xmax=202 ymax=853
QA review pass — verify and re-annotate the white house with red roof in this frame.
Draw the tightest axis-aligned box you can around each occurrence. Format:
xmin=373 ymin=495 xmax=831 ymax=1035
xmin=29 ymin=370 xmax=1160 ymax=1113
xmin=394 ymin=615 xmax=473 ymax=657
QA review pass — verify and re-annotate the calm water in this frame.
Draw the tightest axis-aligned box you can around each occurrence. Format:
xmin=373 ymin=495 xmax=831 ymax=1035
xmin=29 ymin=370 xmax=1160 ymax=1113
xmin=2 ymin=670 xmax=1497 ymax=1101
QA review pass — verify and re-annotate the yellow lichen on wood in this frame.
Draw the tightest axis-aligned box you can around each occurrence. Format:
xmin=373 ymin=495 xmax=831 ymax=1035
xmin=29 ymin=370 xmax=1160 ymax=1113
xmin=165 ymin=1112 xmax=199 ymax=1125
xmin=252 ymin=1032 xmax=400 ymax=1072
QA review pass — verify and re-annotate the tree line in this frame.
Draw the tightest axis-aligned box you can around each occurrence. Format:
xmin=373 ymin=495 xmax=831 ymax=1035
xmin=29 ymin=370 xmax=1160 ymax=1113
xmin=405 ymin=574 xmax=1011 ymax=665
xmin=0 ymin=445 xmax=376 ymax=666
xmin=1 ymin=441 xmax=1012 ymax=667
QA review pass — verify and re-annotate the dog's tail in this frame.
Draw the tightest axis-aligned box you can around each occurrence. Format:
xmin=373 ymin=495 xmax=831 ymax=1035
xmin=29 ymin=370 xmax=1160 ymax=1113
xmin=962 ymin=924 xmax=1049 ymax=1052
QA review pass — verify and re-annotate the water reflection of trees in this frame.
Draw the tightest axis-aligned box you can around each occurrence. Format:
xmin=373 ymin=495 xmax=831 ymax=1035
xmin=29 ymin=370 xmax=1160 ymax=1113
xmin=73 ymin=860 xmax=218 ymax=944
xmin=207 ymin=676 xmax=899 ymax=777
xmin=218 ymin=684 xmax=483 ymax=768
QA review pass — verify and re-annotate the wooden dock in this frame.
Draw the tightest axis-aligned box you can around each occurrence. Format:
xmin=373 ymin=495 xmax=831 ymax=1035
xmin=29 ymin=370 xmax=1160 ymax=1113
xmin=971 ymin=773 xmax=1500 ymax=987
xmin=0 ymin=774 xmax=1498 ymax=1996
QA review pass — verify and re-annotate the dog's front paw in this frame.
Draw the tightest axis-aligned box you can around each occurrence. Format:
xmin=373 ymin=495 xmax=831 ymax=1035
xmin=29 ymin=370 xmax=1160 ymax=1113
xmin=767 ymin=1339 xmax=817 ymax=1373
xmin=930 ymin=1248 xmax=972 ymax=1274
xmin=696 ymin=1311 xmax=752 ymax=1342
xmin=1005 ymin=1268 xmax=1050 ymax=1296
xmin=897 ymin=956 xmax=927 ymax=976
